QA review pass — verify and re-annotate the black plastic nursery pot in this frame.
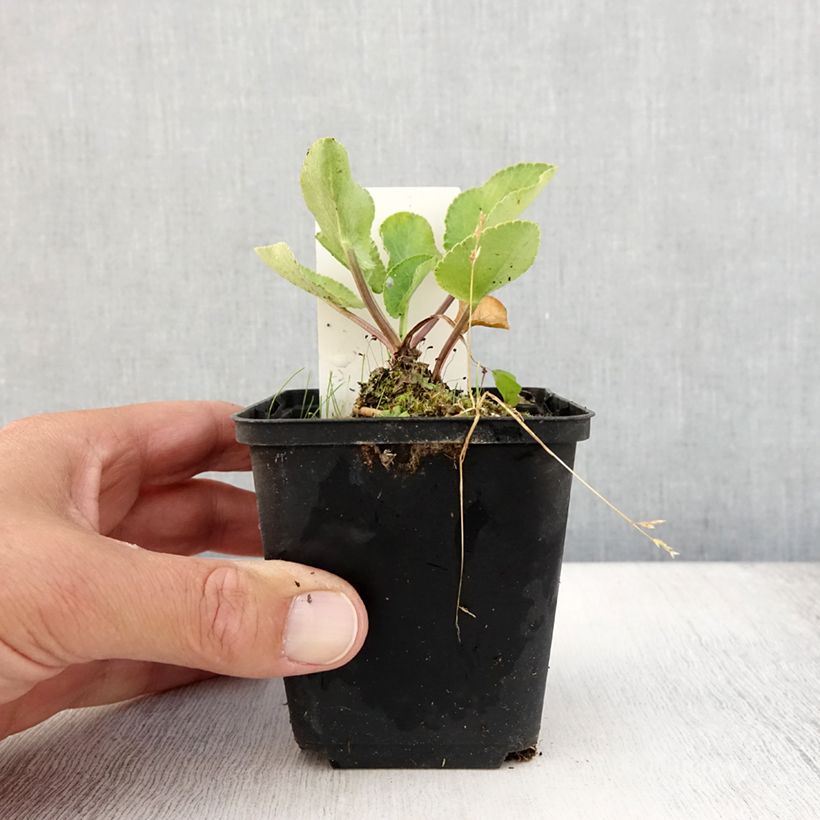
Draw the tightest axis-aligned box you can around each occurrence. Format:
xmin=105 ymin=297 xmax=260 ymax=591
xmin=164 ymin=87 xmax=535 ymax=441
xmin=234 ymin=388 xmax=593 ymax=769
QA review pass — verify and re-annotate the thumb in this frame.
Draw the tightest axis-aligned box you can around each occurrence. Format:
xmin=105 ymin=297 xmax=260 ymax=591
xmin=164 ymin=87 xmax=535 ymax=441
xmin=57 ymin=539 xmax=368 ymax=677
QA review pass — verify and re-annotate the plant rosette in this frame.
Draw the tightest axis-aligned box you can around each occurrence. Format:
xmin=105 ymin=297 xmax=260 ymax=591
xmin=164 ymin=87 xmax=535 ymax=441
xmin=234 ymin=138 xmax=673 ymax=769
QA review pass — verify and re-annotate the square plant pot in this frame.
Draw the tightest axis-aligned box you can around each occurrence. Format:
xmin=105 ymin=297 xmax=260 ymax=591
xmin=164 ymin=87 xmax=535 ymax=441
xmin=234 ymin=387 xmax=592 ymax=769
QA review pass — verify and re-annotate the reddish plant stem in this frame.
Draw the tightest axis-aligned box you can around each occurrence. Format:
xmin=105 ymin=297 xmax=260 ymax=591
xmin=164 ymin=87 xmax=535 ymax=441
xmin=345 ymin=249 xmax=401 ymax=352
xmin=431 ymin=308 xmax=471 ymax=381
xmin=396 ymin=312 xmax=459 ymax=359
xmin=410 ymin=294 xmax=455 ymax=348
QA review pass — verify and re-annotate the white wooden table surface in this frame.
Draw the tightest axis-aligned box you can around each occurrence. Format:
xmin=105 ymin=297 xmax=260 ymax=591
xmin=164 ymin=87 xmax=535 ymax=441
xmin=1 ymin=563 xmax=818 ymax=820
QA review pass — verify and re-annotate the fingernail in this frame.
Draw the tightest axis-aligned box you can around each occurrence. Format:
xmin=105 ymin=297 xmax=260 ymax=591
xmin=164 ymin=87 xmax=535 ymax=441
xmin=284 ymin=591 xmax=359 ymax=665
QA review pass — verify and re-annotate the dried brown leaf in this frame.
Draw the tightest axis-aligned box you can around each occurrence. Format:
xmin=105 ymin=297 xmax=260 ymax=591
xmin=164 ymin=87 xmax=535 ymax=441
xmin=469 ymin=295 xmax=509 ymax=329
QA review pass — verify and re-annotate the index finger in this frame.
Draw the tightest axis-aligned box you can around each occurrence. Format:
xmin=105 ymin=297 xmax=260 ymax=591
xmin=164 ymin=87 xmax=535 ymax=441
xmin=0 ymin=401 xmax=252 ymax=525
xmin=91 ymin=400 xmax=250 ymax=485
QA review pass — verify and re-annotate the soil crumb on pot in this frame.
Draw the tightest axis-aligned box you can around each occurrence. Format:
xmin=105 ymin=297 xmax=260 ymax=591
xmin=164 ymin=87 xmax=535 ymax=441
xmin=505 ymin=746 xmax=539 ymax=763
xmin=359 ymin=442 xmax=461 ymax=474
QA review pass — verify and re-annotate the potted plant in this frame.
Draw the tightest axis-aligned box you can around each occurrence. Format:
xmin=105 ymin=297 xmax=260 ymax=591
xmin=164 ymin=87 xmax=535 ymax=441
xmin=233 ymin=138 xmax=673 ymax=769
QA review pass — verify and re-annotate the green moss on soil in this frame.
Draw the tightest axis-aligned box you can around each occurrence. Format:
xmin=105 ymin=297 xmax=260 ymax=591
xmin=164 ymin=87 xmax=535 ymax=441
xmin=352 ymin=349 xmax=507 ymax=418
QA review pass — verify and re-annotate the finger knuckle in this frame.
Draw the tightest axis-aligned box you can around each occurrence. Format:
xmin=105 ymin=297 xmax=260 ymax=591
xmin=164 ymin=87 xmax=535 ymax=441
xmin=197 ymin=565 xmax=257 ymax=662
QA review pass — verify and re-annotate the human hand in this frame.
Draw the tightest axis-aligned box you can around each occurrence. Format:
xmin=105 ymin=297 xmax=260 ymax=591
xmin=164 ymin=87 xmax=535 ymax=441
xmin=0 ymin=401 xmax=367 ymax=739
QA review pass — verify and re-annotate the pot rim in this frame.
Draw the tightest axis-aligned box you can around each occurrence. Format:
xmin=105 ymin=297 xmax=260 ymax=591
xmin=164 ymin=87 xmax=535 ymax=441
xmin=234 ymin=387 xmax=593 ymax=447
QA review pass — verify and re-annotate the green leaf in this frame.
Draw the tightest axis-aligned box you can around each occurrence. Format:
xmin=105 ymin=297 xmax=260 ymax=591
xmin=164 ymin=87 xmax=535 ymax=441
xmin=316 ymin=231 xmax=387 ymax=293
xmin=434 ymin=220 xmax=540 ymax=305
xmin=299 ymin=137 xmax=386 ymax=289
xmin=492 ymin=369 xmax=522 ymax=406
xmin=444 ymin=163 xmax=555 ymax=250
xmin=442 ymin=189 xmax=483 ymax=252
xmin=378 ymin=212 xmax=439 ymax=324
xmin=364 ymin=240 xmax=388 ymax=292
xmin=379 ymin=212 xmax=438 ymax=268
xmin=482 ymin=163 xmax=556 ymax=220
xmin=383 ymin=255 xmax=436 ymax=319
xmin=315 ymin=229 xmax=349 ymax=268
xmin=255 ymin=242 xmax=364 ymax=309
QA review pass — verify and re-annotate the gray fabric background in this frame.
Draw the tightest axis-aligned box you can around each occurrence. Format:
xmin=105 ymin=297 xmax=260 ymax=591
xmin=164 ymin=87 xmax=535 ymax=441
xmin=1 ymin=1 xmax=818 ymax=560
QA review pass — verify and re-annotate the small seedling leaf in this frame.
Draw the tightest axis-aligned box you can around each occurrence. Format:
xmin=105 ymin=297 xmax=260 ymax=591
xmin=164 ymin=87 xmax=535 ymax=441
xmin=255 ymin=242 xmax=364 ymax=309
xmin=492 ymin=369 xmax=523 ymax=406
